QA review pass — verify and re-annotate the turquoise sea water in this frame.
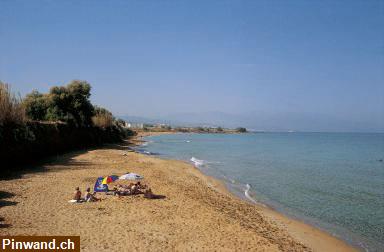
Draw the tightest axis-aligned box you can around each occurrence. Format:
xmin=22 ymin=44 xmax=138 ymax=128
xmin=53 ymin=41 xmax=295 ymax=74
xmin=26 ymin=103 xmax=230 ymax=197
xmin=139 ymin=133 xmax=384 ymax=251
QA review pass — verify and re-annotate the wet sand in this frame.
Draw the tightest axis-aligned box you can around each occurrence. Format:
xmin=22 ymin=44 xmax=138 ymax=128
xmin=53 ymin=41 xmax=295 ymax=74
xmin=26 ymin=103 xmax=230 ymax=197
xmin=0 ymin=135 xmax=356 ymax=251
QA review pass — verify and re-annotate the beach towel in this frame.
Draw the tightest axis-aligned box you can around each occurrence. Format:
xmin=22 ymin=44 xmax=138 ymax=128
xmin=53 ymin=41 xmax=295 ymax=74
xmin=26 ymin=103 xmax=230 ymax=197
xmin=68 ymin=200 xmax=84 ymax=203
xmin=94 ymin=177 xmax=109 ymax=192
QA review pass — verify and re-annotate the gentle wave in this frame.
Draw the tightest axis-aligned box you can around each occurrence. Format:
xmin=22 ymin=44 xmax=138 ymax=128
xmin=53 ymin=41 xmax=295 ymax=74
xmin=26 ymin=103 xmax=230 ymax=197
xmin=244 ymin=184 xmax=258 ymax=204
xmin=191 ymin=157 xmax=205 ymax=167
xmin=190 ymin=157 xmax=258 ymax=205
xmin=142 ymin=133 xmax=384 ymax=251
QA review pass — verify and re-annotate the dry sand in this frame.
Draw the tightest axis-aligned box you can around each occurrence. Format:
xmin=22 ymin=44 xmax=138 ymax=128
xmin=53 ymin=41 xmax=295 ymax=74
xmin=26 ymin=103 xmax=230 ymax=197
xmin=0 ymin=135 xmax=357 ymax=251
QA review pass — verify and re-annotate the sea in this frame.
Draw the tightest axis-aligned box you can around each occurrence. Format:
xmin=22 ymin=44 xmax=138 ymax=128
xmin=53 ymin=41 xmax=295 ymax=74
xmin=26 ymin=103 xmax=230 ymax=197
xmin=137 ymin=132 xmax=384 ymax=251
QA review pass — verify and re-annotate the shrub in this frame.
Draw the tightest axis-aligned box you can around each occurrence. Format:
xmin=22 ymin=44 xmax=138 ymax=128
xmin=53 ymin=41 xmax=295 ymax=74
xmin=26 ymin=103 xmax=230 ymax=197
xmin=23 ymin=90 xmax=49 ymax=121
xmin=92 ymin=106 xmax=113 ymax=128
xmin=0 ymin=82 xmax=25 ymax=126
xmin=236 ymin=127 xmax=247 ymax=133
xmin=49 ymin=80 xmax=94 ymax=127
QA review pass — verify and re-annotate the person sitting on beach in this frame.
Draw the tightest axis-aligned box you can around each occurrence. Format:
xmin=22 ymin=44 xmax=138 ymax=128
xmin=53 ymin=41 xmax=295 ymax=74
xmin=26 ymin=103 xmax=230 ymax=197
xmin=73 ymin=187 xmax=82 ymax=202
xmin=84 ymin=187 xmax=101 ymax=202
xmin=131 ymin=184 xmax=138 ymax=194
xmin=113 ymin=185 xmax=122 ymax=196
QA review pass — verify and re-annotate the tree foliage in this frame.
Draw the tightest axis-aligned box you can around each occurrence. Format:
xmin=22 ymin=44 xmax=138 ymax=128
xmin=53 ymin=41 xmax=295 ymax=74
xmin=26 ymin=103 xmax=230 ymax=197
xmin=23 ymin=80 xmax=95 ymax=127
xmin=23 ymin=90 xmax=49 ymax=121
xmin=49 ymin=80 xmax=94 ymax=126
xmin=236 ymin=127 xmax=247 ymax=133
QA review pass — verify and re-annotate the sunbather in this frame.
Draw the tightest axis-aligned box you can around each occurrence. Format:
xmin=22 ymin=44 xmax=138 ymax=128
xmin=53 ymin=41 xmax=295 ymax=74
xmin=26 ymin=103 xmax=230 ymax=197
xmin=144 ymin=188 xmax=154 ymax=199
xmin=136 ymin=181 xmax=147 ymax=190
xmin=114 ymin=185 xmax=131 ymax=196
xmin=144 ymin=188 xmax=165 ymax=199
xmin=84 ymin=187 xmax=101 ymax=202
xmin=73 ymin=187 xmax=82 ymax=202
xmin=131 ymin=184 xmax=139 ymax=194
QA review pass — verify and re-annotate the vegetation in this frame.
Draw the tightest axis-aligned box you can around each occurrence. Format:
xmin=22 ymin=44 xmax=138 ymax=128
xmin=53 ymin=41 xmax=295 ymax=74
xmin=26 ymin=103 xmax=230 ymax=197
xmin=0 ymin=80 xmax=134 ymax=170
xmin=23 ymin=90 xmax=49 ymax=121
xmin=136 ymin=124 xmax=247 ymax=134
xmin=0 ymin=82 xmax=25 ymax=126
xmin=92 ymin=106 xmax=114 ymax=128
xmin=23 ymin=80 xmax=94 ymax=126
xmin=196 ymin=127 xmax=206 ymax=132
xmin=236 ymin=127 xmax=247 ymax=133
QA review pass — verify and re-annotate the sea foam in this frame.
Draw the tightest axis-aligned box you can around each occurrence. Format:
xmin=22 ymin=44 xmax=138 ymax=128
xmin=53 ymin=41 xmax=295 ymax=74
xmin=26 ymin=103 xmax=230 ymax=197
xmin=244 ymin=184 xmax=258 ymax=204
xmin=191 ymin=157 xmax=205 ymax=167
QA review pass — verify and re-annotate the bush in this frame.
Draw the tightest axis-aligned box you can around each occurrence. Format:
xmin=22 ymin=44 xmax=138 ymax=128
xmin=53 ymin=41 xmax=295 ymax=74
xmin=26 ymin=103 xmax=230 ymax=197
xmin=48 ymin=80 xmax=94 ymax=126
xmin=23 ymin=90 xmax=49 ymax=121
xmin=0 ymin=81 xmax=136 ymax=170
xmin=92 ymin=106 xmax=113 ymax=128
xmin=0 ymin=122 xmax=135 ymax=170
xmin=0 ymin=82 xmax=25 ymax=126
xmin=236 ymin=127 xmax=247 ymax=133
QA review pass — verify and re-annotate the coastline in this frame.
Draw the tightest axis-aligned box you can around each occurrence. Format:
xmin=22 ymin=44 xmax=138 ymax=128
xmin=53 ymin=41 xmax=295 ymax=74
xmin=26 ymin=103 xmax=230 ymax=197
xmin=0 ymin=132 xmax=357 ymax=251
xmin=136 ymin=132 xmax=358 ymax=252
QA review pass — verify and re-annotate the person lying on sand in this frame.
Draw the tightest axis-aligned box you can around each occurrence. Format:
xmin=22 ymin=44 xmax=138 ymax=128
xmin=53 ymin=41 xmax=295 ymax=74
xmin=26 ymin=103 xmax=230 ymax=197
xmin=143 ymin=188 xmax=166 ymax=199
xmin=114 ymin=185 xmax=131 ymax=196
xmin=143 ymin=188 xmax=153 ymax=198
xmin=84 ymin=187 xmax=101 ymax=202
xmin=136 ymin=181 xmax=147 ymax=190
xmin=128 ymin=182 xmax=147 ymax=195
xmin=73 ymin=187 xmax=82 ymax=202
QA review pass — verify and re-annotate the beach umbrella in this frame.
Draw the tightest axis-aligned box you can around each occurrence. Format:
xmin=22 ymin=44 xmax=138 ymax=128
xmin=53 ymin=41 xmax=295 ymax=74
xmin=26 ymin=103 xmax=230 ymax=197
xmin=119 ymin=173 xmax=144 ymax=181
xmin=102 ymin=175 xmax=119 ymax=184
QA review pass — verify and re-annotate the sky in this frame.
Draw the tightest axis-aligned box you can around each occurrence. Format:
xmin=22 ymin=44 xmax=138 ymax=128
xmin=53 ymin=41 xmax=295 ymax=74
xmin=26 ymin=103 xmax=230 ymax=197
xmin=0 ymin=0 xmax=383 ymax=132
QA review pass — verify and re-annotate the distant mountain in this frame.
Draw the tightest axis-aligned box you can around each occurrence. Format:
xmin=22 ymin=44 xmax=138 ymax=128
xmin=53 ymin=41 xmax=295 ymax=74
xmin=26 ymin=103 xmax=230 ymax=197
xmin=118 ymin=115 xmax=169 ymax=125
xmin=162 ymin=112 xmax=249 ymax=128
xmin=118 ymin=112 xmax=247 ymax=128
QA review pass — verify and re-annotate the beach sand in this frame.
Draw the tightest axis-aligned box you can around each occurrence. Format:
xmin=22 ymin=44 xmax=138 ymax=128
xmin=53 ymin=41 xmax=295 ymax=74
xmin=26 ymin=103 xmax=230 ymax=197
xmin=0 ymin=135 xmax=356 ymax=251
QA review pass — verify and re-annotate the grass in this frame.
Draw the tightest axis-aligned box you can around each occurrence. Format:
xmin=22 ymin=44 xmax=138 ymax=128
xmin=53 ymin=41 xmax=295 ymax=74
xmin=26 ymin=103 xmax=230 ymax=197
xmin=0 ymin=82 xmax=25 ymax=125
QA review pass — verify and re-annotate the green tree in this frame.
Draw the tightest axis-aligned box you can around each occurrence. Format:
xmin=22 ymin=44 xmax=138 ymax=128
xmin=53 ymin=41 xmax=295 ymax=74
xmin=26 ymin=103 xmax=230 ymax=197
xmin=236 ymin=127 xmax=247 ymax=133
xmin=23 ymin=90 xmax=49 ymax=121
xmin=48 ymin=80 xmax=94 ymax=126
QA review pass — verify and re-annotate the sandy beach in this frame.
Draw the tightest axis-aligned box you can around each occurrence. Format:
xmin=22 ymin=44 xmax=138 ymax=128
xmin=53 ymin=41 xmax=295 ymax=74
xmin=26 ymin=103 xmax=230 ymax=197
xmin=0 ymin=134 xmax=357 ymax=251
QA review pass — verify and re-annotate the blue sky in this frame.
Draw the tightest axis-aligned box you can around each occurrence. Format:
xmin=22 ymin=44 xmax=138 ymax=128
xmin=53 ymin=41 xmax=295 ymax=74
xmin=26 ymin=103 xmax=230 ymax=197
xmin=0 ymin=0 xmax=383 ymax=131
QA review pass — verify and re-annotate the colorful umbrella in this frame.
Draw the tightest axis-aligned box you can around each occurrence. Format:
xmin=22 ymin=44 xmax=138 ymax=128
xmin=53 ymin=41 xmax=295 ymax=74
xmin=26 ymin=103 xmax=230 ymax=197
xmin=102 ymin=175 xmax=119 ymax=184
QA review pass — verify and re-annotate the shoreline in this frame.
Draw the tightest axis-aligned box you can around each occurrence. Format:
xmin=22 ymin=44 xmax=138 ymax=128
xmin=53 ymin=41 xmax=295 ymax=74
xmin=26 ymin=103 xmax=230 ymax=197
xmin=0 ymin=132 xmax=357 ymax=251
xmin=136 ymin=131 xmax=358 ymax=252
